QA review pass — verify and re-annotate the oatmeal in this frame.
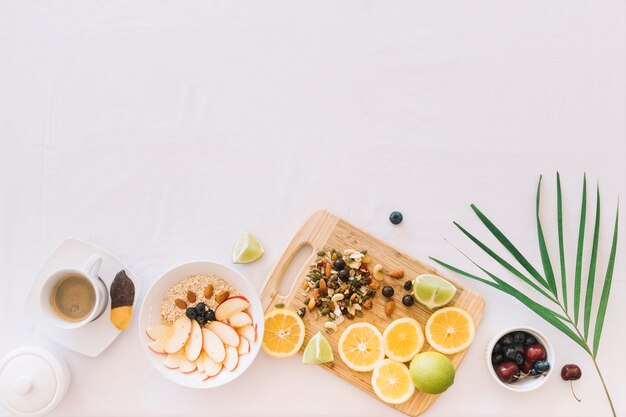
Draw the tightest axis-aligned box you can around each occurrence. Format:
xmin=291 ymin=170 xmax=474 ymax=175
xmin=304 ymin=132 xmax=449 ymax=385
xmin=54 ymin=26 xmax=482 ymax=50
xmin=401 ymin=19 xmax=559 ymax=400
xmin=160 ymin=274 xmax=238 ymax=325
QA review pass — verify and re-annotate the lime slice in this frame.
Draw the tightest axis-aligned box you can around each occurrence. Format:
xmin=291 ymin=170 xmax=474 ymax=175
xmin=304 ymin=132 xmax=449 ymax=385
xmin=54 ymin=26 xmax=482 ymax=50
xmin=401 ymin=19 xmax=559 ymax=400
xmin=412 ymin=274 xmax=457 ymax=310
xmin=303 ymin=331 xmax=334 ymax=364
xmin=232 ymin=232 xmax=265 ymax=264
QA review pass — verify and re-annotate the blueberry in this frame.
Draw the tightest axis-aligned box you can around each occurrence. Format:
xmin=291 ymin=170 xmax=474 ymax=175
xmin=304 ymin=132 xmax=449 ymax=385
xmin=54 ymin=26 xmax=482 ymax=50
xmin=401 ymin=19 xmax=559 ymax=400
xmin=389 ymin=211 xmax=403 ymax=225
xmin=402 ymin=294 xmax=414 ymax=306
xmin=524 ymin=335 xmax=538 ymax=346
xmin=195 ymin=303 xmax=207 ymax=314
xmin=338 ymin=269 xmax=350 ymax=282
xmin=333 ymin=258 xmax=346 ymax=270
xmin=493 ymin=342 xmax=503 ymax=354
xmin=529 ymin=368 xmax=539 ymax=376
xmin=500 ymin=333 xmax=514 ymax=346
xmin=403 ymin=280 xmax=413 ymax=291
xmin=512 ymin=331 xmax=526 ymax=345
xmin=206 ymin=309 xmax=216 ymax=322
xmin=534 ymin=360 xmax=550 ymax=373
xmin=382 ymin=286 xmax=394 ymax=298
xmin=504 ymin=346 xmax=517 ymax=360
xmin=491 ymin=352 xmax=504 ymax=365
xmin=514 ymin=352 xmax=525 ymax=366
xmin=185 ymin=307 xmax=197 ymax=319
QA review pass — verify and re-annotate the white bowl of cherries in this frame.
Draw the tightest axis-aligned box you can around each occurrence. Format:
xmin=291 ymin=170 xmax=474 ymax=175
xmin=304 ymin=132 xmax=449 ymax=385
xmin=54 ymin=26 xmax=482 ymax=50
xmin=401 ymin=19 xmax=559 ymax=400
xmin=486 ymin=326 xmax=555 ymax=392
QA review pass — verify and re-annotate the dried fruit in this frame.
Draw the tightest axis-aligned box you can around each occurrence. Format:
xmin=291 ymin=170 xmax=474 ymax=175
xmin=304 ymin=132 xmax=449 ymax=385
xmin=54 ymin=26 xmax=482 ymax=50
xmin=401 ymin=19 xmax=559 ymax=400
xmin=363 ymin=299 xmax=373 ymax=309
xmin=297 ymin=307 xmax=306 ymax=318
xmin=385 ymin=301 xmax=395 ymax=316
xmin=389 ymin=268 xmax=405 ymax=279
xmin=174 ymin=299 xmax=187 ymax=309
xmin=186 ymin=291 xmax=197 ymax=303
xmin=204 ymin=284 xmax=214 ymax=299
xmin=215 ymin=291 xmax=230 ymax=304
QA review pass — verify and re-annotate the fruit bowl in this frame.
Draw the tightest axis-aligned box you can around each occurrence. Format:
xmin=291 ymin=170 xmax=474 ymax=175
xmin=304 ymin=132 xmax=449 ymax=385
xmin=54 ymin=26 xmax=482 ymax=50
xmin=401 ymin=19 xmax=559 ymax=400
xmin=139 ymin=260 xmax=264 ymax=388
xmin=485 ymin=326 xmax=555 ymax=392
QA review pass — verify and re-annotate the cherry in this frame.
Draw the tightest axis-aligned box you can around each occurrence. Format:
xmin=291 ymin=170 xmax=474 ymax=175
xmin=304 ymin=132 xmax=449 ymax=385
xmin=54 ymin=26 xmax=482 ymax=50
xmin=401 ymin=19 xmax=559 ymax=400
xmin=561 ymin=364 xmax=582 ymax=380
xmin=520 ymin=360 xmax=535 ymax=374
xmin=524 ymin=343 xmax=546 ymax=362
xmin=561 ymin=364 xmax=582 ymax=402
xmin=496 ymin=361 xmax=519 ymax=383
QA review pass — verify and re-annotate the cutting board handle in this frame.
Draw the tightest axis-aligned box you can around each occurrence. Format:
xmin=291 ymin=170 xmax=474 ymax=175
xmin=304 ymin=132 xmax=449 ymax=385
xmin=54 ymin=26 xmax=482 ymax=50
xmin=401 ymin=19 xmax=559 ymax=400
xmin=259 ymin=209 xmax=338 ymax=310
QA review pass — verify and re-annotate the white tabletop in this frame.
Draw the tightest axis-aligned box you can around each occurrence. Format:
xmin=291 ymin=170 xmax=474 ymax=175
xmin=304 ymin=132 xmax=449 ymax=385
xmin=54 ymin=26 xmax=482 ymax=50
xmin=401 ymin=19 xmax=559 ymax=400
xmin=1 ymin=1 xmax=625 ymax=416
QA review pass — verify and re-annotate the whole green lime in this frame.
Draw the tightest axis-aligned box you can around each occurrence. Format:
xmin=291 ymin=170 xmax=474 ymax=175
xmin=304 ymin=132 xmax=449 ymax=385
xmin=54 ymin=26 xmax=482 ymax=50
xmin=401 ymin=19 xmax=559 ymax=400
xmin=409 ymin=352 xmax=455 ymax=394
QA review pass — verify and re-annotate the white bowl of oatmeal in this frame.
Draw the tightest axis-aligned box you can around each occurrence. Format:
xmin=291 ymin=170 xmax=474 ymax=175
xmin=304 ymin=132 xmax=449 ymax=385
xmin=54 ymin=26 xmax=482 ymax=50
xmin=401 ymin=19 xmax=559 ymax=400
xmin=139 ymin=260 xmax=264 ymax=388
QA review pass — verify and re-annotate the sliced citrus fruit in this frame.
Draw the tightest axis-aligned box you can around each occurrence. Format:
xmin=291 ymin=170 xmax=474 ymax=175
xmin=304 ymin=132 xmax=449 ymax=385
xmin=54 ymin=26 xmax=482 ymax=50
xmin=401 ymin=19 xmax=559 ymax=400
xmin=302 ymin=331 xmax=334 ymax=364
xmin=338 ymin=323 xmax=384 ymax=372
xmin=413 ymin=274 xmax=457 ymax=310
xmin=371 ymin=359 xmax=415 ymax=404
xmin=382 ymin=318 xmax=424 ymax=362
xmin=425 ymin=307 xmax=475 ymax=354
xmin=232 ymin=231 xmax=265 ymax=264
xmin=262 ymin=308 xmax=305 ymax=358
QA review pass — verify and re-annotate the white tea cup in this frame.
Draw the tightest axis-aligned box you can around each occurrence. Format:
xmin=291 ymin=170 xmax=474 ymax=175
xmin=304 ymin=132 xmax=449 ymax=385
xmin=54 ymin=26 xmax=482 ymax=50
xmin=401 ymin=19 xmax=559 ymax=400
xmin=39 ymin=254 xmax=108 ymax=329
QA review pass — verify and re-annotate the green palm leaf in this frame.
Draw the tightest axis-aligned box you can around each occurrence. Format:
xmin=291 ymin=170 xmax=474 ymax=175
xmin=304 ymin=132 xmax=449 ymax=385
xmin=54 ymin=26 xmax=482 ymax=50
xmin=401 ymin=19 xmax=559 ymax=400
xmin=433 ymin=173 xmax=618 ymax=416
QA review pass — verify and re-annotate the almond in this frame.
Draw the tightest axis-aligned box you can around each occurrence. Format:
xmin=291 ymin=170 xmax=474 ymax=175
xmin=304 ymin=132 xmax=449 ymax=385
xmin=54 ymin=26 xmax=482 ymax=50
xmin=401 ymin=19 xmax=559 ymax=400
xmin=319 ymin=278 xmax=327 ymax=291
xmin=186 ymin=291 xmax=197 ymax=303
xmin=307 ymin=297 xmax=316 ymax=311
xmin=204 ymin=284 xmax=214 ymax=299
xmin=389 ymin=268 xmax=405 ymax=279
xmin=385 ymin=300 xmax=395 ymax=316
xmin=325 ymin=262 xmax=332 ymax=277
xmin=215 ymin=290 xmax=230 ymax=304
xmin=174 ymin=299 xmax=187 ymax=309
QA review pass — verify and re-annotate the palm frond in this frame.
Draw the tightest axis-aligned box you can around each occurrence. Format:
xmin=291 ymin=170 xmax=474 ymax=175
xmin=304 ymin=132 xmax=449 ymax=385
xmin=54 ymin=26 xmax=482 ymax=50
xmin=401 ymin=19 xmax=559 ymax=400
xmin=536 ymin=176 xmax=558 ymax=295
xmin=573 ymin=174 xmax=587 ymax=325
xmin=583 ymin=185 xmax=601 ymax=341
xmin=556 ymin=172 xmax=568 ymax=310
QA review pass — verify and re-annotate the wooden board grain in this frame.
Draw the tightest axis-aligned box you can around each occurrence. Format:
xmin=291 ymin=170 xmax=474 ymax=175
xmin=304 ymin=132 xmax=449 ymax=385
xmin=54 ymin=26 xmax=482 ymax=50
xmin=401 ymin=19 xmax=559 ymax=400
xmin=260 ymin=209 xmax=485 ymax=416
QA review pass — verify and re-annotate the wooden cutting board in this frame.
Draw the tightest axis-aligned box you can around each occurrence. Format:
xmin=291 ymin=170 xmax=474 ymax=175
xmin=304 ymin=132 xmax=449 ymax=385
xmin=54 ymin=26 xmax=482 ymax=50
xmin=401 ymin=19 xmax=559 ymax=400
xmin=260 ymin=210 xmax=484 ymax=416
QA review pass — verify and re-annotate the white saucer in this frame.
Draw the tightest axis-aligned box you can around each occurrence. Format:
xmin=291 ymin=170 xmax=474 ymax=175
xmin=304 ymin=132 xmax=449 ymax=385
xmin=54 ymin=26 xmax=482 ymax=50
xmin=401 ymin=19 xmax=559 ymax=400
xmin=25 ymin=239 xmax=140 ymax=357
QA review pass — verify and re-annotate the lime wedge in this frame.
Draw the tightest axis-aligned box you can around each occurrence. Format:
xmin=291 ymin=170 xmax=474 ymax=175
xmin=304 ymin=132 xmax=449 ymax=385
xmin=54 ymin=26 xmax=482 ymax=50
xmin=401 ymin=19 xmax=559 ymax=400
xmin=413 ymin=274 xmax=457 ymax=310
xmin=232 ymin=232 xmax=265 ymax=264
xmin=303 ymin=331 xmax=334 ymax=364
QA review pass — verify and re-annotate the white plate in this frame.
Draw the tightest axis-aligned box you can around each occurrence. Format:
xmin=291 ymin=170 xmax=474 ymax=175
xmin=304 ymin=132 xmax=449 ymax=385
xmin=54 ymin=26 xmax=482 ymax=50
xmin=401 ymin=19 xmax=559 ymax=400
xmin=25 ymin=239 xmax=141 ymax=357
xmin=139 ymin=260 xmax=264 ymax=389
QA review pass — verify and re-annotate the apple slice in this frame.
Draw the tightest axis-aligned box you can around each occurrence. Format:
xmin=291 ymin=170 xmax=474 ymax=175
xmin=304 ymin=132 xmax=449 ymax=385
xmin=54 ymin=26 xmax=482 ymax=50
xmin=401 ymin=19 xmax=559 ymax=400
xmin=148 ymin=337 xmax=167 ymax=354
xmin=237 ymin=337 xmax=250 ymax=355
xmin=164 ymin=316 xmax=192 ymax=353
xmin=184 ymin=320 xmax=203 ymax=361
xmin=163 ymin=350 xmax=184 ymax=369
xmin=147 ymin=324 xmax=171 ymax=341
xmin=224 ymin=346 xmax=239 ymax=371
xmin=202 ymin=352 xmax=223 ymax=377
xmin=179 ymin=355 xmax=196 ymax=373
xmin=207 ymin=321 xmax=240 ymax=347
xmin=215 ymin=296 xmax=250 ymax=321
xmin=202 ymin=328 xmax=226 ymax=363
xmin=196 ymin=352 xmax=206 ymax=373
xmin=226 ymin=311 xmax=253 ymax=328
xmin=236 ymin=324 xmax=257 ymax=342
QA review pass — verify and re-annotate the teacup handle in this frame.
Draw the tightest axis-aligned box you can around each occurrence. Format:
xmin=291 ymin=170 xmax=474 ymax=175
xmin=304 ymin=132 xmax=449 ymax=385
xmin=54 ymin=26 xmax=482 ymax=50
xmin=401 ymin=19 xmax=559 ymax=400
xmin=82 ymin=254 xmax=102 ymax=283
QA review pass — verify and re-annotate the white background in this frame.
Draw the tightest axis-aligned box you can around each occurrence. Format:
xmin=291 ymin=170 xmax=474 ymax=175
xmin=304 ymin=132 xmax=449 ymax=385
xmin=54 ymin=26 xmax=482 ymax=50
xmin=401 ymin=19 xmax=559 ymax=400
xmin=1 ymin=1 xmax=625 ymax=416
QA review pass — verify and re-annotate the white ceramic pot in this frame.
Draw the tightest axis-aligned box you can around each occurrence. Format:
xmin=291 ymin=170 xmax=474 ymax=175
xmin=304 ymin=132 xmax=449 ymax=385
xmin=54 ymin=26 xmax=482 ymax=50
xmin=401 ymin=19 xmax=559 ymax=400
xmin=0 ymin=347 xmax=70 ymax=416
xmin=485 ymin=326 xmax=555 ymax=392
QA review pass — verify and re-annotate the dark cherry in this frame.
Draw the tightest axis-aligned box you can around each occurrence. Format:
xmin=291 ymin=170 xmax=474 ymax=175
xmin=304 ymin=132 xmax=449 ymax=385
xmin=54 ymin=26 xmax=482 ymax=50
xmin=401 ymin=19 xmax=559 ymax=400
xmin=496 ymin=361 xmax=519 ymax=383
xmin=561 ymin=364 xmax=582 ymax=402
xmin=520 ymin=360 xmax=535 ymax=374
xmin=524 ymin=343 xmax=547 ymax=362
xmin=561 ymin=364 xmax=582 ymax=381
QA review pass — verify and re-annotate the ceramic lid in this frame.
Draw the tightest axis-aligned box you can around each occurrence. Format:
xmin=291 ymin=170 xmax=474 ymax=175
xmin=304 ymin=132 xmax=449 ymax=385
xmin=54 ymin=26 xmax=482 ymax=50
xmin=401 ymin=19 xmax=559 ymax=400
xmin=0 ymin=347 xmax=69 ymax=417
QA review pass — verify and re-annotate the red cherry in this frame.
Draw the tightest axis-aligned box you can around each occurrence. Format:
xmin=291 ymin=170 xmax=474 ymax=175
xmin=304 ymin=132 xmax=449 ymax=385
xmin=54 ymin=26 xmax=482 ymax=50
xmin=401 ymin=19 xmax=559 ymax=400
xmin=496 ymin=361 xmax=519 ymax=383
xmin=561 ymin=364 xmax=582 ymax=381
xmin=521 ymin=360 xmax=535 ymax=374
xmin=524 ymin=343 xmax=546 ymax=362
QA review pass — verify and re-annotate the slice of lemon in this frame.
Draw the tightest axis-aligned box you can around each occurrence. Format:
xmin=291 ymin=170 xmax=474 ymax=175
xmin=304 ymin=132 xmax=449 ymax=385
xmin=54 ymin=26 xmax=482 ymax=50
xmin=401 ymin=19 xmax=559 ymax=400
xmin=412 ymin=274 xmax=457 ymax=310
xmin=232 ymin=231 xmax=265 ymax=264
xmin=262 ymin=308 xmax=305 ymax=358
xmin=371 ymin=359 xmax=415 ymax=404
xmin=425 ymin=307 xmax=475 ymax=355
xmin=338 ymin=323 xmax=384 ymax=372
xmin=382 ymin=318 xmax=424 ymax=362
xmin=302 ymin=331 xmax=334 ymax=364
